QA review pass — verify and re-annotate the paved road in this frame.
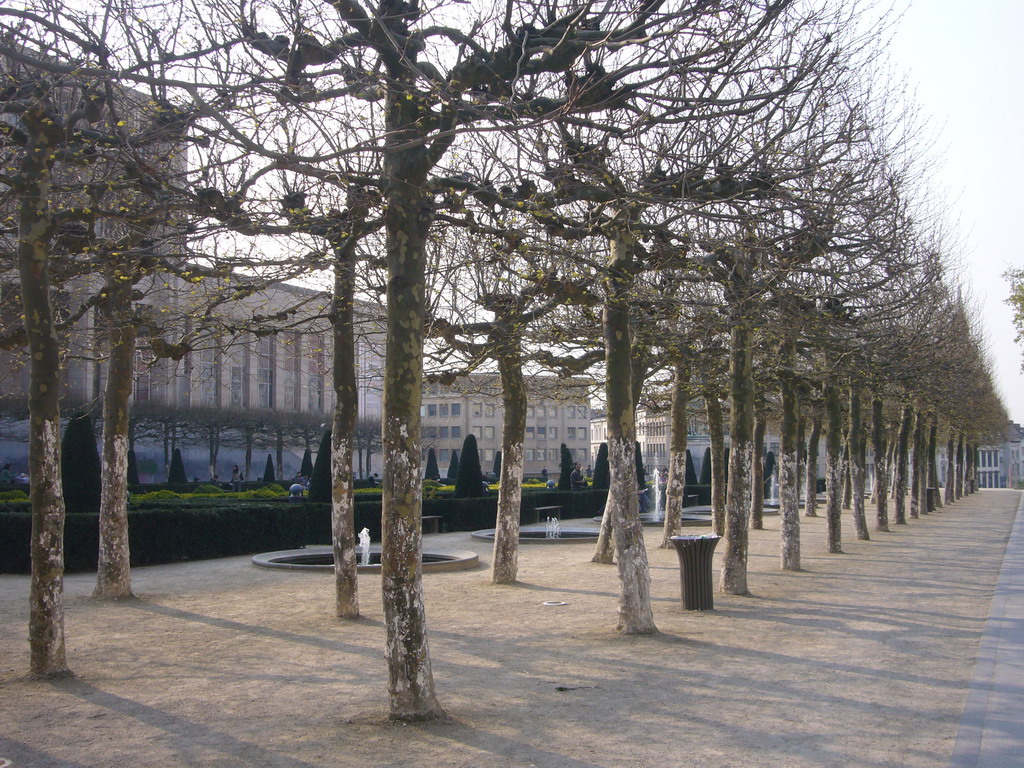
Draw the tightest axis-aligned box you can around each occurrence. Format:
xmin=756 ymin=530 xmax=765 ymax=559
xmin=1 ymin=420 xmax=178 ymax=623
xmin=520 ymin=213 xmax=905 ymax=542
xmin=951 ymin=491 xmax=1024 ymax=767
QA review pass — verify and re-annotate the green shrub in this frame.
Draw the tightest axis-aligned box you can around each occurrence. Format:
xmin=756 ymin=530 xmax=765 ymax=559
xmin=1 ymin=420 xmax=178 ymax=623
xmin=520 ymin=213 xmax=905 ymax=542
xmin=0 ymin=489 xmax=28 ymax=501
xmin=135 ymin=489 xmax=184 ymax=501
xmin=61 ymin=411 xmax=101 ymax=514
xmin=454 ymin=434 xmax=483 ymax=498
xmin=0 ymin=503 xmax=307 ymax=574
xmin=194 ymin=483 xmax=224 ymax=495
xmin=168 ymin=448 xmax=187 ymax=484
xmin=592 ymin=443 xmax=610 ymax=490
xmin=308 ymin=429 xmax=332 ymax=503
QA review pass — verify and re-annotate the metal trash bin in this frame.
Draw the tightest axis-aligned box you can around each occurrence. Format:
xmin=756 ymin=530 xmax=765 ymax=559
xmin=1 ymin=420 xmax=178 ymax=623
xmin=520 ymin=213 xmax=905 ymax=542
xmin=670 ymin=534 xmax=721 ymax=610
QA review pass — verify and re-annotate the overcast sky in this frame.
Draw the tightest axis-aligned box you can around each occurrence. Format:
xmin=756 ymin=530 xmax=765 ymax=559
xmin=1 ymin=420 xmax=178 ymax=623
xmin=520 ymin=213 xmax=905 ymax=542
xmin=886 ymin=0 xmax=1024 ymax=423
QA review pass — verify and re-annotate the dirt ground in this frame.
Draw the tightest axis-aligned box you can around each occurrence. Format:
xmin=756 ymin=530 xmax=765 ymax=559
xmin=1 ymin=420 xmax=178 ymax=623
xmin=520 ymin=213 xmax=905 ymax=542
xmin=1 ymin=489 xmax=1019 ymax=768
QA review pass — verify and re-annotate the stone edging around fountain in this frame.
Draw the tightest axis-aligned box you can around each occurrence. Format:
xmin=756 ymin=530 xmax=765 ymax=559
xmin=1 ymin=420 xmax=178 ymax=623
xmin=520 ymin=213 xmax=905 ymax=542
xmin=470 ymin=528 xmax=599 ymax=544
xmin=251 ymin=546 xmax=480 ymax=573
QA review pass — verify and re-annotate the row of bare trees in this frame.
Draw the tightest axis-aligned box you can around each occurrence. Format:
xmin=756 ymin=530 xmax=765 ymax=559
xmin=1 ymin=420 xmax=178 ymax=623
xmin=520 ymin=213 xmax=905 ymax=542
xmin=1 ymin=0 xmax=1009 ymax=721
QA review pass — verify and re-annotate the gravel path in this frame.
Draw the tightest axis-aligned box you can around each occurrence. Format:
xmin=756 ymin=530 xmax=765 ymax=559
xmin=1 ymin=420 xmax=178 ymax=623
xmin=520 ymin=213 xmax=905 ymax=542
xmin=1 ymin=489 xmax=1019 ymax=768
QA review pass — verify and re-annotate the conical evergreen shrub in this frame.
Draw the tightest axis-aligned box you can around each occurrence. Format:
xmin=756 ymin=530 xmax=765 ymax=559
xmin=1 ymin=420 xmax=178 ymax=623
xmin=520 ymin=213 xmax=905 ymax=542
xmin=425 ymin=447 xmax=440 ymax=480
xmin=685 ymin=449 xmax=698 ymax=487
xmin=493 ymin=450 xmax=502 ymax=477
xmin=635 ymin=441 xmax=646 ymax=489
xmin=168 ymin=447 xmax=187 ymax=484
xmin=308 ymin=429 xmax=332 ymax=502
xmin=61 ymin=411 xmax=101 ymax=514
xmin=763 ymin=450 xmax=776 ymax=498
xmin=446 ymin=449 xmax=460 ymax=481
xmin=262 ymin=454 xmax=276 ymax=483
xmin=300 ymin=448 xmax=314 ymax=478
xmin=592 ymin=443 xmax=610 ymax=489
xmin=558 ymin=443 xmax=573 ymax=490
xmin=699 ymin=447 xmax=712 ymax=485
xmin=127 ymin=447 xmax=140 ymax=486
xmin=454 ymin=435 xmax=483 ymax=497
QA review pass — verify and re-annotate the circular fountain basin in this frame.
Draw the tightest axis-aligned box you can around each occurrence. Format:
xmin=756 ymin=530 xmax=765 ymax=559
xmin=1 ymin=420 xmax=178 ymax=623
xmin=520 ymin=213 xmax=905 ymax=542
xmin=252 ymin=546 xmax=479 ymax=573
xmin=471 ymin=528 xmax=599 ymax=544
xmin=592 ymin=513 xmax=713 ymax=527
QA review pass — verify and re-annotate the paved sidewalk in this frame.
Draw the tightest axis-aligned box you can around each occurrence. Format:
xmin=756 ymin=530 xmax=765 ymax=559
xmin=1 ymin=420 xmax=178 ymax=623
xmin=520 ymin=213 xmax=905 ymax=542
xmin=951 ymin=491 xmax=1024 ymax=767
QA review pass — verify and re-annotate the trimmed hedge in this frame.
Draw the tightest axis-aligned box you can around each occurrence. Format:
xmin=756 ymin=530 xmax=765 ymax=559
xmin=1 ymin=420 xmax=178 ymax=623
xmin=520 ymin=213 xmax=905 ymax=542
xmin=303 ymin=487 xmax=609 ymax=543
xmin=0 ymin=503 xmax=306 ymax=574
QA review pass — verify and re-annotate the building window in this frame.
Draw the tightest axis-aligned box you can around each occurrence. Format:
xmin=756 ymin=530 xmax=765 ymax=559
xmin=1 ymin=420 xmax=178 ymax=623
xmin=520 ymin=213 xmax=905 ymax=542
xmin=484 ymin=426 xmax=495 ymax=439
xmin=440 ymin=403 xmax=448 ymax=416
xmin=451 ymin=426 xmax=461 ymax=438
xmin=567 ymin=427 xmax=576 ymax=439
xmin=425 ymin=426 xmax=437 ymax=439
xmin=526 ymin=426 xmax=534 ymax=438
xmin=198 ymin=347 xmax=217 ymax=405
xmin=307 ymin=374 xmax=323 ymax=412
xmin=485 ymin=404 xmax=495 ymax=417
xmin=537 ymin=426 xmax=546 ymax=438
xmin=439 ymin=449 xmax=449 ymax=462
xmin=482 ymin=449 xmax=493 ymax=462
xmin=525 ymin=449 xmax=534 ymax=461
xmin=549 ymin=448 xmax=558 ymax=462
xmin=579 ymin=429 xmax=586 ymax=442
xmin=231 ymin=364 xmax=243 ymax=406
xmin=550 ymin=427 xmax=557 ymax=439
xmin=257 ymin=336 xmax=274 ymax=408
xmin=451 ymin=403 xmax=461 ymax=416
xmin=576 ymin=448 xmax=588 ymax=461
xmin=427 ymin=404 xmax=437 ymax=417
xmin=474 ymin=425 xmax=483 ymax=438
xmin=472 ymin=402 xmax=482 ymax=417
xmin=439 ymin=426 xmax=449 ymax=438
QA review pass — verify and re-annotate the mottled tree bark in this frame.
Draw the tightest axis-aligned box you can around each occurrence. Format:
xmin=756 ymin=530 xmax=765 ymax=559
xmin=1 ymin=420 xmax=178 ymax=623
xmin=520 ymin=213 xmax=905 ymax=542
xmin=331 ymin=242 xmax=359 ymax=619
xmin=872 ymin=397 xmax=889 ymax=532
xmin=707 ymin=392 xmax=726 ymax=536
xmin=909 ymin=411 xmax=925 ymax=519
xmin=661 ymin=362 xmax=689 ymax=548
xmin=95 ymin=272 xmax=136 ymax=600
xmin=955 ymin=433 xmax=965 ymax=499
xmin=492 ymin=346 xmax=526 ymax=583
xmin=804 ymin=416 xmax=821 ymax=517
xmin=722 ymin=321 xmax=753 ymax=596
xmin=848 ymin=388 xmax=869 ymax=541
xmin=824 ymin=382 xmax=843 ymax=554
xmin=17 ymin=116 xmax=70 ymax=676
xmin=378 ymin=86 xmax=443 ymax=720
xmin=894 ymin=406 xmax=912 ymax=525
xmin=595 ymin=229 xmax=655 ymax=633
xmin=779 ymin=343 xmax=800 ymax=571
xmin=944 ymin=433 xmax=956 ymax=505
xmin=750 ymin=411 xmax=765 ymax=531
xmin=928 ymin=419 xmax=941 ymax=511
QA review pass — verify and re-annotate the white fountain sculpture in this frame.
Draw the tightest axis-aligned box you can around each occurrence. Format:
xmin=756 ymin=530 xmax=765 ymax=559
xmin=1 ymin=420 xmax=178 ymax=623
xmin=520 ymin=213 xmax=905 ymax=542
xmin=653 ymin=467 xmax=665 ymax=522
xmin=358 ymin=527 xmax=371 ymax=566
xmin=545 ymin=516 xmax=561 ymax=539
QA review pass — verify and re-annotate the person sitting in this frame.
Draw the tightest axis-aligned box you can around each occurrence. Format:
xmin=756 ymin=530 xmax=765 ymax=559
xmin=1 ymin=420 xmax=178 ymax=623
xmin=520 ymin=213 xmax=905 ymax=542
xmin=570 ymin=462 xmax=585 ymax=490
xmin=0 ymin=463 xmax=11 ymax=484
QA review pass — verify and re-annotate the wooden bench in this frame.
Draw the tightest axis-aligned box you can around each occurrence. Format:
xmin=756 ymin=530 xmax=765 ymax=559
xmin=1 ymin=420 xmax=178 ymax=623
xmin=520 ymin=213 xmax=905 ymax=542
xmin=422 ymin=515 xmax=443 ymax=534
xmin=534 ymin=505 xmax=563 ymax=521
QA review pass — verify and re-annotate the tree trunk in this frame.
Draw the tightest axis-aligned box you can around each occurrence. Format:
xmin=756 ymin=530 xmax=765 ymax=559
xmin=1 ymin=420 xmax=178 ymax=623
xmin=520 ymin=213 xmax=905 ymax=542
xmin=594 ymin=229 xmax=655 ymax=633
xmin=721 ymin=321 xmax=754 ymax=596
xmin=207 ymin=427 xmax=220 ymax=480
xmin=955 ymin=433 xmax=965 ymax=499
xmin=779 ymin=343 xmax=800 ymax=571
xmin=661 ymin=363 xmax=689 ymax=548
xmin=18 ymin=120 xmax=70 ymax=676
xmin=95 ymin=272 xmax=136 ymax=600
xmin=750 ymin=411 xmax=765 ymax=531
xmin=275 ymin=428 xmax=284 ymax=480
xmin=804 ymin=416 xmax=821 ymax=517
xmin=707 ymin=392 xmax=726 ymax=536
xmin=841 ymin=441 xmax=852 ymax=510
xmin=910 ymin=412 xmax=924 ymax=519
xmin=928 ymin=419 xmax=941 ymax=510
xmin=944 ymin=432 xmax=956 ymax=505
xmin=378 ymin=89 xmax=443 ymax=720
xmin=872 ymin=396 xmax=889 ymax=532
xmin=849 ymin=388 xmax=869 ymax=541
xmin=894 ymin=406 xmax=912 ymax=525
xmin=331 ymin=242 xmax=359 ymax=619
xmin=492 ymin=346 xmax=527 ymax=583
xmin=244 ymin=427 xmax=253 ymax=481
xmin=824 ymin=381 xmax=843 ymax=554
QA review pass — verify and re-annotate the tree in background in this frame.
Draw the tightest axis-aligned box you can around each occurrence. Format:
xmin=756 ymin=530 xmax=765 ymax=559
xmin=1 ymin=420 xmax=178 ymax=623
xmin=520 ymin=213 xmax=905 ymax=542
xmin=262 ymin=455 xmax=275 ymax=483
xmin=454 ymin=436 xmax=483 ymax=498
xmin=167 ymin=448 xmax=187 ymax=484
xmin=308 ymin=430 xmax=332 ymax=503
xmin=446 ymin=450 xmax=460 ymax=482
xmin=592 ymin=443 xmax=610 ymax=490
xmin=425 ymin=448 xmax=440 ymax=481
xmin=61 ymin=413 xmax=101 ymax=515
xmin=558 ymin=444 xmax=574 ymax=490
